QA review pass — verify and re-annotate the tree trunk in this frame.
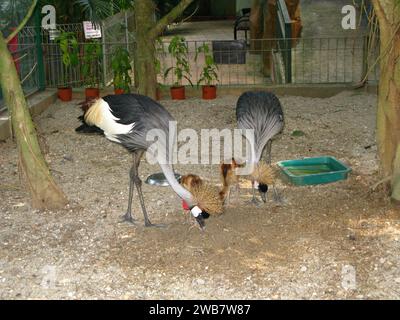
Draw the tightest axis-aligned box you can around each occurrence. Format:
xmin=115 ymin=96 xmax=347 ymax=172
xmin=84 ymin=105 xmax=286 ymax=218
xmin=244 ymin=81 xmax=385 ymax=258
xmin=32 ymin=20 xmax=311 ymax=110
xmin=134 ymin=0 xmax=157 ymax=99
xmin=250 ymin=0 xmax=262 ymax=51
xmin=371 ymin=0 xmax=400 ymax=203
xmin=285 ymin=0 xmax=302 ymax=43
xmin=262 ymin=0 xmax=277 ymax=76
xmin=0 ymin=32 xmax=68 ymax=209
xmin=133 ymin=0 xmax=194 ymax=99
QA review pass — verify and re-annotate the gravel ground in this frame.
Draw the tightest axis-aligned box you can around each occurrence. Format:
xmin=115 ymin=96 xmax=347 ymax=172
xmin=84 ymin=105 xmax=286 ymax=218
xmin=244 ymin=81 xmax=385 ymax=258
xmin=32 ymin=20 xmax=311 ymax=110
xmin=1 ymin=90 xmax=400 ymax=299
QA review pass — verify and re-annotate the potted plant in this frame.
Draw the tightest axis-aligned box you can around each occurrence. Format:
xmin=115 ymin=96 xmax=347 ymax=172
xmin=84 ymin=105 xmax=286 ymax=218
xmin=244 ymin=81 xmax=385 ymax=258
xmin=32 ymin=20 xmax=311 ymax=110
xmin=195 ymin=43 xmax=219 ymax=100
xmin=55 ymin=31 xmax=79 ymax=101
xmin=82 ymin=39 xmax=102 ymax=100
xmin=164 ymin=36 xmax=192 ymax=100
xmin=111 ymin=46 xmax=132 ymax=95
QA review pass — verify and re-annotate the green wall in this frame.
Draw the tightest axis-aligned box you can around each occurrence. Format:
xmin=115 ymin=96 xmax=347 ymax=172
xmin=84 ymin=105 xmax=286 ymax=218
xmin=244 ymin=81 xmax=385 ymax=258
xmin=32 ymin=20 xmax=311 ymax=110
xmin=210 ymin=0 xmax=236 ymax=17
xmin=199 ymin=0 xmax=252 ymax=18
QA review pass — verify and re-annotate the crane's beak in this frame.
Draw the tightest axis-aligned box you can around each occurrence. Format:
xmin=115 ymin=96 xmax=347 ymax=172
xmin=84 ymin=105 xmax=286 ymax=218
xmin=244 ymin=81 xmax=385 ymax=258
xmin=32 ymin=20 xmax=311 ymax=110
xmin=260 ymin=191 xmax=267 ymax=203
xmin=195 ymin=215 xmax=206 ymax=230
xmin=190 ymin=206 xmax=209 ymax=231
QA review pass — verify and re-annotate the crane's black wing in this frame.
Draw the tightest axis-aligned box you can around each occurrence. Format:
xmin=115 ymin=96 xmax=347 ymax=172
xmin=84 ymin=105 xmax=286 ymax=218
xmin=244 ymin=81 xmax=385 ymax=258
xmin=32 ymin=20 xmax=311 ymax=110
xmin=102 ymin=94 xmax=175 ymax=153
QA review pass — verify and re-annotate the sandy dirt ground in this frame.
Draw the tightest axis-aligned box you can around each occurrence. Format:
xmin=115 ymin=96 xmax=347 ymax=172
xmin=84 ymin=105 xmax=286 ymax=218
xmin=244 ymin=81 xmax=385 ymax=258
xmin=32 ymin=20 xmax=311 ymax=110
xmin=1 ymin=90 xmax=400 ymax=299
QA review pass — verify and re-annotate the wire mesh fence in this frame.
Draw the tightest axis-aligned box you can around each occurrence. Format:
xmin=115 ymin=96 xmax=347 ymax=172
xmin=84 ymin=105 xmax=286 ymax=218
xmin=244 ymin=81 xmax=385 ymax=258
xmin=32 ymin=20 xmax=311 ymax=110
xmin=290 ymin=36 xmax=379 ymax=84
xmin=158 ymin=37 xmax=379 ymax=87
xmin=10 ymin=44 xmax=39 ymax=93
xmin=23 ymin=15 xmax=136 ymax=89
xmin=11 ymin=25 xmax=379 ymax=92
xmin=36 ymin=36 xmax=380 ymax=89
xmin=0 ymin=34 xmax=39 ymax=112
xmin=101 ymin=10 xmax=135 ymax=86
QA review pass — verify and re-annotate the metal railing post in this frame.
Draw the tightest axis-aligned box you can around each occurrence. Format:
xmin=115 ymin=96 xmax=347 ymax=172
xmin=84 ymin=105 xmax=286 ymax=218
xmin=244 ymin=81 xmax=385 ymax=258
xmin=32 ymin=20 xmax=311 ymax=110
xmin=34 ymin=6 xmax=46 ymax=91
xmin=125 ymin=12 xmax=129 ymax=52
xmin=276 ymin=0 xmax=293 ymax=84
xmin=101 ymin=22 xmax=107 ymax=86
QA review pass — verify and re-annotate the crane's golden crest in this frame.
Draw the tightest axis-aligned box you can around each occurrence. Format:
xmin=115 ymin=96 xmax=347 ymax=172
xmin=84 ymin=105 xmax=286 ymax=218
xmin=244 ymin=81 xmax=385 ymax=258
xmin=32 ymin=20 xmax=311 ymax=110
xmin=181 ymin=174 xmax=223 ymax=215
xmin=191 ymin=182 xmax=223 ymax=215
xmin=84 ymin=98 xmax=104 ymax=127
xmin=249 ymin=163 xmax=276 ymax=185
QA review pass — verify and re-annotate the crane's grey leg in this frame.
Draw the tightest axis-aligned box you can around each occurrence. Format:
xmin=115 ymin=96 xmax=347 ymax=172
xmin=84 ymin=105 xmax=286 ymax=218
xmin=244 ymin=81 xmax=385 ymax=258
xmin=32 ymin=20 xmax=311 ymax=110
xmin=227 ymin=183 xmax=240 ymax=205
xmin=265 ymin=140 xmax=272 ymax=165
xmin=272 ymin=184 xmax=284 ymax=204
xmin=263 ymin=141 xmax=284 ymax=203
xmin=226 ymin=187 xmax=231 ymax=205
xmin=123 ymin=164 xmax=137 ymax=223
xmin=249 ymin=180 xmax=261 ymax=206
xmin=235 ymin=182 xmax=240 ymax=199
xmin=130 ymin=151 xmax=165 ymax=228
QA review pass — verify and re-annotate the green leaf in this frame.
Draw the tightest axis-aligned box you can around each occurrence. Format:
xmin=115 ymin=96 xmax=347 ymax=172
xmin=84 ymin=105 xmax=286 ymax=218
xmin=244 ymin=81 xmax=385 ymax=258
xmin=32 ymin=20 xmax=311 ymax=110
xmin=291 ymin=130 xmax=306 ymax=137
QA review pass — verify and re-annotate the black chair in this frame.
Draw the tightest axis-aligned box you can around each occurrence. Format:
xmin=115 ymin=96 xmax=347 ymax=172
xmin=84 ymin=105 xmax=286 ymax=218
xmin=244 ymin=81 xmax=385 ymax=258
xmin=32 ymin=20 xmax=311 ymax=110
xmin=234 ymin=8 xmax=251 ymax=41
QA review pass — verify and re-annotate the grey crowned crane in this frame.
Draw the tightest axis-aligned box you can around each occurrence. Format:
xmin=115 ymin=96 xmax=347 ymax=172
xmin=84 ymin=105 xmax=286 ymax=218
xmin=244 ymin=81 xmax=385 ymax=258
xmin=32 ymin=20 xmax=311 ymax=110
xmin=84 ymin=94 xmax=221 ymax=228
xmin=236 ymin=91 xmax=284 ymax=203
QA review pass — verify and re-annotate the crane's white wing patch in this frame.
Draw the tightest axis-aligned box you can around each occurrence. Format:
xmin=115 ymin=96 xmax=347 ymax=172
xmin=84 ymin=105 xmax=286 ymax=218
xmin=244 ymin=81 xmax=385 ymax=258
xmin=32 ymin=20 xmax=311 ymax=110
xmin=97 ymin=99 xmax=135 ymax=142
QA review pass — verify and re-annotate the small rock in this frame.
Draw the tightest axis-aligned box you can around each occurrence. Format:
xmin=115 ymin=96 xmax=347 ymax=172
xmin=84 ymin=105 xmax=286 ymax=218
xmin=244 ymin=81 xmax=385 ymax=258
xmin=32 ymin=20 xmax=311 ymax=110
xmin=300 ymin=266 xmax=307 ymax=272
xmin=347 ymin=234 xmax=356 ymax=241
xmin=63 ymin=154 xmax=74 ymax=162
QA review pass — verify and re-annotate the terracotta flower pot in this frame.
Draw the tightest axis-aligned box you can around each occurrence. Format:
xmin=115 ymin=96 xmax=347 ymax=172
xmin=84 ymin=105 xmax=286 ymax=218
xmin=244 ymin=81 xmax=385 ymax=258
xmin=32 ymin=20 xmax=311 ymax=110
xmin=57 ymin=87 xmax=72 ymax=102
xmin=202 ymin=85 xmax=217 ymax=100
xmin=114 ymin=88 xmax=125 ymax=95
xmin=170 ymin=86 xmax=185 ymax=100
xmin=85 ymin=88 xmax=100 ymax=101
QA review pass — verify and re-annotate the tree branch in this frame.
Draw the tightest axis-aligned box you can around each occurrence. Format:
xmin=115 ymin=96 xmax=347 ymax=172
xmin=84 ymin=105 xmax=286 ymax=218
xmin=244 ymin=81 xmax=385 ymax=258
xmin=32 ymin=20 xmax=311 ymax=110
xmin=371 ymin=0 xmax=389 ymax=26
xmin=149 ymin=0 xmax=194 ymax=39
xmin=5 ymin=0 xmax=38 ymax=44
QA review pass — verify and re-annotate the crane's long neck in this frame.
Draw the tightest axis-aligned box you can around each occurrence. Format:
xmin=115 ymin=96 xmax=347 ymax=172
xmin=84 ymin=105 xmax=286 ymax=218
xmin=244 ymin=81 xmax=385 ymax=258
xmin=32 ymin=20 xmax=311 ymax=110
xmin=159 ymin=163 xmax=194 ymax=207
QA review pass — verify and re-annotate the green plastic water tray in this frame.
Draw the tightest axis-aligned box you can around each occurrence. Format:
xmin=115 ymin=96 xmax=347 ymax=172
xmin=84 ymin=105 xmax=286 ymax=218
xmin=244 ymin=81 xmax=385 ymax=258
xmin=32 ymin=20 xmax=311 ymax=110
xmin=277 ymin=156 xmax=351 ymax=186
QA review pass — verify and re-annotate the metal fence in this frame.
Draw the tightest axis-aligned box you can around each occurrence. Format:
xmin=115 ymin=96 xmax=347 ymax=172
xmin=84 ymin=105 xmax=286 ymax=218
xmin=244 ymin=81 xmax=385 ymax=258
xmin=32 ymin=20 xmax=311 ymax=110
xmin=157 ymin=36 xmax=379 ymax=87
xmin=290 ymin=36 xmax=379 ymax=84
xmin=12 ymin=25 xmax=379 ymax=90
xmin=22 ymin=23 xmax=87 ymax=88
xmin=41 ymin=40 xmax=132 ymax=88
xmin=0 ymin=26 xmax=40 ymax=111
xmin=101 ymin=10 xmax=135 ymax=85
xmin=23 ymin=15 xmax=136 ymax=88
xmin=276 ymin=0 xmax=293 ymax=83
xmin=10 ymin=44 xmax=39 ymax=94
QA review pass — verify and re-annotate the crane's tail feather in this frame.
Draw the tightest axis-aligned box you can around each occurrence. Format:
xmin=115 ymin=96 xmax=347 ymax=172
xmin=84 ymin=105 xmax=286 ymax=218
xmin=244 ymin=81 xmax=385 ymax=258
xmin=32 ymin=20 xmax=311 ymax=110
xmin=236 ymin=91 xmax=284 ymax=163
